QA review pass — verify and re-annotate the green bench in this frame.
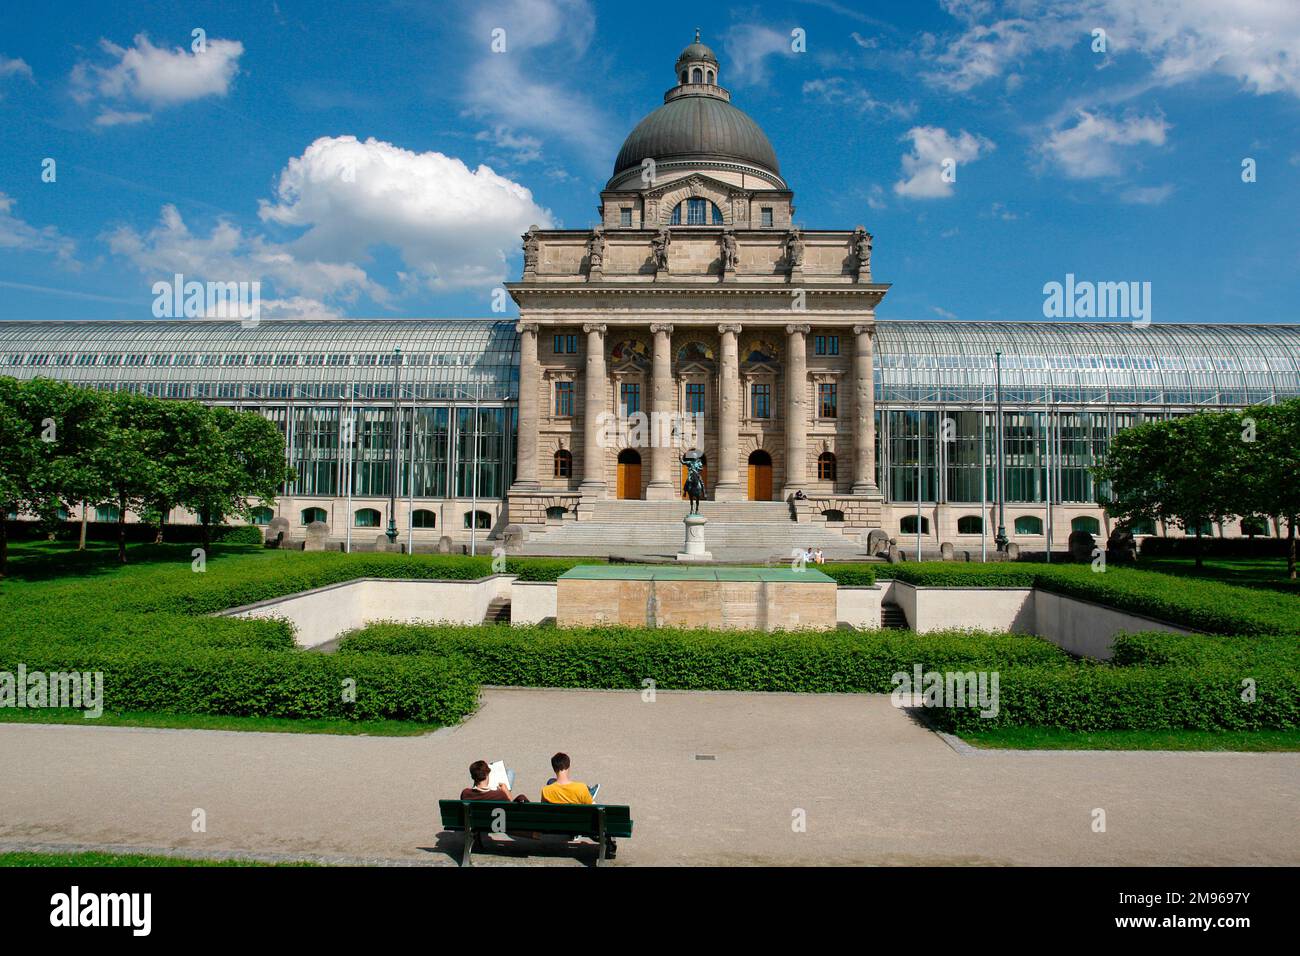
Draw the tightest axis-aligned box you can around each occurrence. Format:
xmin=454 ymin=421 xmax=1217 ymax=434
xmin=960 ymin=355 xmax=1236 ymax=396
xmin=438 ymin=800 xmax=634 ymax=866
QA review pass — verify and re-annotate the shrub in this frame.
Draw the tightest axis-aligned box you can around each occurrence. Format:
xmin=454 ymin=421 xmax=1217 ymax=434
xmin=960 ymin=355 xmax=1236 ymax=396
xmin=819 ymin=564 xmax=877 ymax=586
xmin=339 ymin=622 xmax=1068 ymax=692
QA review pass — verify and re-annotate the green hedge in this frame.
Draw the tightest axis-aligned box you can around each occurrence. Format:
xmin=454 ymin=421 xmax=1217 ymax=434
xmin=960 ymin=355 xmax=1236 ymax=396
xmin=1110 ymin=631 xmax=1300 ymax=670
xmin=925 ymin=664 xmax=1299 ymax=732
xmin=818 ymin=563 xmax=877 ymax=586
xmin=0 ymin=645 xmax=477 ymax=723
xmin=340 ymin=622 xmax=1068 ymax=692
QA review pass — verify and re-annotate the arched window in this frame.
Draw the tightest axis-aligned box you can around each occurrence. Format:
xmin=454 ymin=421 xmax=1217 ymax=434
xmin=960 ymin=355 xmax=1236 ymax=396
xmin=957 ymin=515 xmax=983 ymax=534
xmin=412 ymin=509 xmax=437 ymax=528
xmin=465 ymin=510 xmax=492 ymax=530
xmin=669 ymin=198 xmax=724 ymax=226
xmin=1014 ymin=515 xmax=1043 ymax=535
xmin=96 ymin=505 xmax=121 ymax=523
xmin=1240 ymin=516 xmax=1269 ymax=537
xmin=822 ymin=509 xmax=845 ymax=522
xmin=354 ymin=508 xmax=381 ymax=528
xmin=680 ymin=70 xmax=687 ymax=83
xmin=250 ymin=506 xmax=274 ymax=525
xmin=1071 ymin=516 xmax=1100 ymax=535
xmin=546 ymin=506 xmax=567 ymax=521
xmin=691 ymin=67 xmax=702 ymax=83
xmin=554 ymin=448 xmax=572 ymax=478
xmin=300 ymin=507 xmax=327 ymax=525
xmin=900 ymin=515 xmax=930 ymax=535
xmin=817 ymin=452 xmax=836 ymax=481
xmin=706 ymin=69 xmax=715 ymax=83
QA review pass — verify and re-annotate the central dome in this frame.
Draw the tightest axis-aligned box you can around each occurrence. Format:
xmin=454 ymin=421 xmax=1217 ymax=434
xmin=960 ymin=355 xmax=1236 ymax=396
xmin=608 ymin=32 xmax=783 ymax=187
xmin=611 ymin=95 xmax=782 ymax=181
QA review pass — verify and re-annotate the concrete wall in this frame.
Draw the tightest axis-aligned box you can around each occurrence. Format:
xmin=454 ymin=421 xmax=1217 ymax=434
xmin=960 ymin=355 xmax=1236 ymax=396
xmin=224 ymin=576 xmax=514 ymax=648
xmin=510 ymin=581 xmax=557 ymax=626
xmin=886 ymin=582 xmax=1192 ymax=659
xmin=1033 ymin=590 xmax=1191 ymax=660
xmin=837 ymin=586 xmax=882 ymax=629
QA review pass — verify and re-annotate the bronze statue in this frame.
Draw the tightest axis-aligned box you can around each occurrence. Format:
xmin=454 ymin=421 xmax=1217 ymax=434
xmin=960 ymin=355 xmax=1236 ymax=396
xmin=681 ymin=449 xmax=706 ymax=514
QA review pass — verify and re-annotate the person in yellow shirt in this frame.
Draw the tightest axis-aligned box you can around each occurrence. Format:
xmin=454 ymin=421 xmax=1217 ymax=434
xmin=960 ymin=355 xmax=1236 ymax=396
xmin=540 ymin=752 xmax=600 ymax=804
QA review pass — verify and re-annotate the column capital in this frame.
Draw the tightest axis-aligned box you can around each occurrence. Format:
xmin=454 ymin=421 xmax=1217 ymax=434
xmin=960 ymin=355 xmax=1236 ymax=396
xmin=785 ymin=323 xmax=811 ymax=336
xmin=853 ymin=323 xmax=875 ymax=336
xmin=515 ymin=321 xmax=539 ymax=335
xmin=717 ymin=323 xmax=743 ymax=335
xmin=582 ymin=323 xmax=607 ymax=335
xmin=650 ymin=323 xmax=675 ymax=335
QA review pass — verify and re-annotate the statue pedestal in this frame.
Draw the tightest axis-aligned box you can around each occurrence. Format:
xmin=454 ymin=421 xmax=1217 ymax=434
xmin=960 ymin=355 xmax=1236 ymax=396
xmin=676 ymin=514 xmax=713 ymax=562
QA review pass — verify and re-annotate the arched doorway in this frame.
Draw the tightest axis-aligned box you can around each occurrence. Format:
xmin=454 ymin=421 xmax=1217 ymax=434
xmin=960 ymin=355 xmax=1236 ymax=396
xmin=680 ymin=455 xmax=708 ymax=499
xmin=616 ymin=449 xmax=642 ymax=499
xmin=747 ymin=450 xmax=773 ymax=501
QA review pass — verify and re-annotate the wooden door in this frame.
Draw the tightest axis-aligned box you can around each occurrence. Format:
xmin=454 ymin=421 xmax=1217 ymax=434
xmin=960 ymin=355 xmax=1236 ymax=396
xmin=617 ymin=459 xmax=641 ymax=499
xmin=748 ymin=460 xmax=772 ymax=500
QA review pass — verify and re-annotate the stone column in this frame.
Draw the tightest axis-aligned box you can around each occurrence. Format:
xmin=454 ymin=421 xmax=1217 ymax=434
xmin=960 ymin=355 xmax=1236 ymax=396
xmin=580 ymin=323 xmax=608 ymax=496
xmin=715 ymin=324 xmax=742 ymax=500
xmin=852 ymin=323 xmax=879 ymax=495
xmin=646 ymin=323 xmax=675 ymax=500
xmin=783 ymin=323 xmax=810 ymax=497
xmin=511 ymin=322 xmax=540 ymax=491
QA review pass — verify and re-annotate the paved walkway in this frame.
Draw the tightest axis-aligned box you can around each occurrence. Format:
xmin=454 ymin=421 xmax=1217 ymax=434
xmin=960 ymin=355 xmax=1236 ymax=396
xmin=2 ymin=689 xmax=1296 ymax=866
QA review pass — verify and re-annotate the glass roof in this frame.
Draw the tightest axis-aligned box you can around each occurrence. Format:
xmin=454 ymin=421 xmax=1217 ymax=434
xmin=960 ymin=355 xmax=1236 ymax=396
xmin=871 ymin=320 xmax=1300 ymax=406
xmin=0 ymin=319 xmax=519 ymax=401
xmin=1 ymin=317 xmax=1297 ymax=408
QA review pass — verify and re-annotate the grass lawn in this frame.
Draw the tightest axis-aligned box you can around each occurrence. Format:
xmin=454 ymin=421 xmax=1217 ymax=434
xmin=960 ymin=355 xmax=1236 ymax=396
xmin=1139 ymin=555 xmax=1299 ymax=592
xmin=0 ymin=707 xmax=440 ymax=736
xmin=0 ymin=850 xmax=312 ymax=867
xmin=959 ymin=726 xmax=1300 ymax=752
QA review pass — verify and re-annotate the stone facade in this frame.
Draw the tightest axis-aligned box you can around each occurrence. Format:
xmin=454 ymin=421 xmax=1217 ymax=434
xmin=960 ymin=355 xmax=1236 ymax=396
xmin=506 ymin=35 xmax=885 ymax=532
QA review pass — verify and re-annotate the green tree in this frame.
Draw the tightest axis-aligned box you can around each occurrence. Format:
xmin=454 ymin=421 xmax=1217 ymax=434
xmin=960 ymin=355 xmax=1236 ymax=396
xmin=180 ymin=405 xmax=292 ymax=548
xmin=89 ymin=390 xmax=166 ymax=563
xmin=1095 ymin=411 xmax=1237 ymax=570
xmin=1239 ymin=399 xmax=1300 ymax=580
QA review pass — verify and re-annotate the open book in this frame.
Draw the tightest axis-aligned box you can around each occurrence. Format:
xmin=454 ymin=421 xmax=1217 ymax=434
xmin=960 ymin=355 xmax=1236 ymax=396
xmin=486 ymin=760 xmax=511 ymax=792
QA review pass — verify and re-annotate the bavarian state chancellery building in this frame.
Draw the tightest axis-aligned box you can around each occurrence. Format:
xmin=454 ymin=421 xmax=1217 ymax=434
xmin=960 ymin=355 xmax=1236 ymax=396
xmin=5 ymin=36 xmax=1300 ymax=554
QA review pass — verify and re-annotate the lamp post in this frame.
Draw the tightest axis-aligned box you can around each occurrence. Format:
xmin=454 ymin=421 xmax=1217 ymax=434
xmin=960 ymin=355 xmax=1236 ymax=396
xmin=386 ymin=347 xmax=401 ymax=544
xmin=993 ymin=350 xmax=1008 ymax=553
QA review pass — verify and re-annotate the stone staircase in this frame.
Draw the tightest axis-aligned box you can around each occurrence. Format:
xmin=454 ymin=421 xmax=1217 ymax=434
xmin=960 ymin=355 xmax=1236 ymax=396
xmin=483 ymin=597 xmax=512 ymax=624
xmin=516 ymin=499 xmax=870 ymax=561
xmin=880 ymin=600 xmax=909 ymax=630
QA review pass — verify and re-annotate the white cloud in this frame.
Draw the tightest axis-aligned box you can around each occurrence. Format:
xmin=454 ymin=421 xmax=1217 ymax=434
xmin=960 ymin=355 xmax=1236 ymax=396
xmin=723 ymin=24 xmax=795 ymax=86
xmin=0 ymin=55 xmax=32 ymax=79
xmin=802 ymin=78 xmax=916 ymax=120
xmin=1039 ymin=109 xmax=1168 ymax=177
xmin=893 ymin=126 xmax=994 ymax=198
xmin=258 ymin=135 xmax=555 ymax=291
xmin=0 ymin=193 xmax=76 ymax=266
xmin=1119 ymin=183 xmax=1175 ymax=204
xmin=462 ymin=0 xmax=615 ymax=167
xmin=866 ymin=184 xmax=887 ymax=210
xmin=106 ymin=135 xmax=554 ymax=310
xmin=94 ymin=109 xmax=152 ymax=127
xmin=922 ymin=0 xmax=1300 ymax=99
xmin=71 ymin=33 xmax=243 ymax=124
xmin=932 ymin=305 xmax=959 ymax=319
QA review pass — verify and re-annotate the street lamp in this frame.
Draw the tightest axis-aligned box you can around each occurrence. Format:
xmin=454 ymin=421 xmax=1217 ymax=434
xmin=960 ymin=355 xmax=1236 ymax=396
xmin=386 ymin=347 xmax=401 ymax=544
xmin=993 ymin=349 xmax=1008 ymax=553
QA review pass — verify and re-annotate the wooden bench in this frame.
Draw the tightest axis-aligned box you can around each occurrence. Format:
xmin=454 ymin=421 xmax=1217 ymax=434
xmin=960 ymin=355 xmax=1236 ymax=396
xmin=438 ymin=800 xmax=633 ymax=866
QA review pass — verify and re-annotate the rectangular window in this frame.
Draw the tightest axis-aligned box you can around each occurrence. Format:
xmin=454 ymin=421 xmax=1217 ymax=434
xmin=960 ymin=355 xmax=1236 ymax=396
xmin=815 ymin=335 xmax=840 ymax=356
xmin=751 ymin=383 xmax=771 ymax=419
xmin=554 ymin=381 xmax=574 ymax=417
xmin=620 ymin=208 xmax=632 ymax=227
xmin=686 ymin=382 xmax=705 ymax=414
xmin=761 ymin=207 xmax=773 ymax=228
xmin=621 ymin=382 xmax=641 ymax=416
xmin=819 ymin=383 xmax=837 ymax=419
xmin=554 ymin=334 xmax=577 ymax=355
xmin=553 ymin=334 xmax=563 ymax=355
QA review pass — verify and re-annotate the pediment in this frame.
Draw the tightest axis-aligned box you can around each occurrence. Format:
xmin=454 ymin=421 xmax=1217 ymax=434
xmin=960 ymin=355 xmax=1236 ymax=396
xmin=643 ymin=173 xmax=744 ymax=202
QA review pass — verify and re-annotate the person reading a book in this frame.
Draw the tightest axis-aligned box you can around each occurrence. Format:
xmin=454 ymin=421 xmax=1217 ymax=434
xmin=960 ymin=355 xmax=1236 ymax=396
xmin=460 ymin=759 xmax=529 ymax=802
xmin=540 ymin=752 xmax=600 ymax=804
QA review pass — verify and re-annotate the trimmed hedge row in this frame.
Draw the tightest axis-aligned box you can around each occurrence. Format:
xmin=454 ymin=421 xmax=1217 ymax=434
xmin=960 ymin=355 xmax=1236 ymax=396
xmin=4 ymin=520 xmax=266 ymax=545
xmin=925 ymin=664 xmax=1300 ymax=732
xmin=1139 ymin=536 xmax=1292 ymax=559
xmin=1111 ymin=631 xmax=1300 ymax=670
xmin=339 ymin=622 xmax=1070 ymax=692
xmin=0 ymin=645 xmax=478 ymax=723
xmin=879 ymin=562 xmax=1300 ymax=635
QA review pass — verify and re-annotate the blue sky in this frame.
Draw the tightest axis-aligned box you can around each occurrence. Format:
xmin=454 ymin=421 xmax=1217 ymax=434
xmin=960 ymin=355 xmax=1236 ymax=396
xmin=1 ymin=0 xmax=1297 ymax=325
